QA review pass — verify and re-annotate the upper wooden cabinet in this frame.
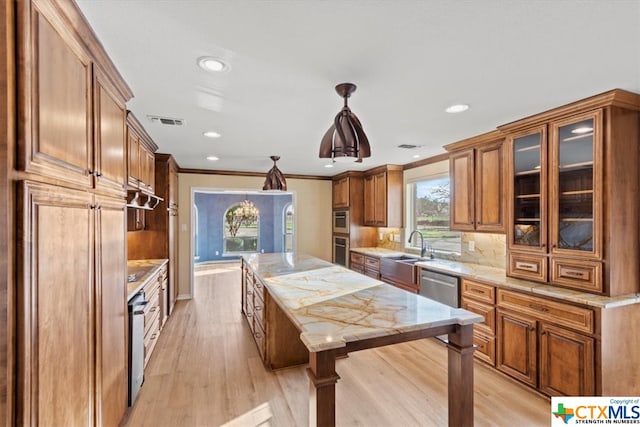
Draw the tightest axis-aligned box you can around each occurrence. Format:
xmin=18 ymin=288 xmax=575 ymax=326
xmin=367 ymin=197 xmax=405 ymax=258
xmin=332 ymin=177 xmax=350 ymax=208
xmin=126 ymin=112 xmax=158 ymax=194
xmin=500 ymin=89 xmax=640 ymax=296
xmin=363 ymin=165 xmax=403 ymax=227
xmin=446 ymin=132 xmax=505 ymax=233
xmin=17 ymin=0 xmax=132 ymax=196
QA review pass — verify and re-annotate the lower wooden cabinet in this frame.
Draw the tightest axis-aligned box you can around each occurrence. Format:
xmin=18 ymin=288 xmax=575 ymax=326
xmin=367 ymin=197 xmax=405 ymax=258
xmin=461 ymin=279 xmax=497 ymax=365
xmin=17 ymin=182 xmax=128 ymax=426
xmin=349 ymin=252 xmax=380 ymax=279
xmin=242 ymin=261 xmax=308 ymax=370
xmin=496 ymin=309 xmax=537 ymax=386
xmin=539 ymin=323 xmax=594 ymax=396
xmin=496 ymin=289 xmax=595 ymax=396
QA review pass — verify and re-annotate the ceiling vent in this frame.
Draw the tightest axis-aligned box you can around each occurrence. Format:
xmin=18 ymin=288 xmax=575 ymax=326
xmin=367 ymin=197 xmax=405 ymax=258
xmin=397 ymin=144 xmax=422 ymax=149
xmin=147 ymin=115 xmax=185 ymax=126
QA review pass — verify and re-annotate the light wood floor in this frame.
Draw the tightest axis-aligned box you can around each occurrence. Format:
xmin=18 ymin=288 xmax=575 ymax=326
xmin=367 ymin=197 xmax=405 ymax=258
xmin=124 ymin=263 xmax=551 ymax=426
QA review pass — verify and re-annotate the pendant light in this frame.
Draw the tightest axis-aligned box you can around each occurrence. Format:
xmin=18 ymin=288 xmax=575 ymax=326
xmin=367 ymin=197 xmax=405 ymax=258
xmin=263 ymin=155 xmax=287 ymax=191
xmin=319 ymin=83 xmax=371 ymax=163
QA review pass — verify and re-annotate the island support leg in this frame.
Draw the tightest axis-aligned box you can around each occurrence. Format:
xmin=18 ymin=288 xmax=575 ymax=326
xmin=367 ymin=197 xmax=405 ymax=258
xmin=447 ymin=324 xmax=475 ymax=427
xmin=307 ymin=350 xmax=340 ymax=427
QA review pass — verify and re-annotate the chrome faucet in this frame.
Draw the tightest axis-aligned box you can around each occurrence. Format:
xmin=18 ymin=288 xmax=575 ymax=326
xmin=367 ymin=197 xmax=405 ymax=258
xmin=407 ymin=230 xmax=426 ymax=258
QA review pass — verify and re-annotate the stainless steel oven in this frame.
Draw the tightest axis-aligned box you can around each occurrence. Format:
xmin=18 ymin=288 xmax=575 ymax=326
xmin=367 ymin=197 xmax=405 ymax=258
xmin=333 ymin=210 xmax=350 ymax=234
xmin=333 ymin=235 xmax=350 ymax=267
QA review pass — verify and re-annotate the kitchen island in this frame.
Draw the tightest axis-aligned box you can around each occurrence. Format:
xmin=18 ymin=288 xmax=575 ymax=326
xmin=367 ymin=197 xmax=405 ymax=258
xmin=242 ymin=253 xmax=483 ymax=427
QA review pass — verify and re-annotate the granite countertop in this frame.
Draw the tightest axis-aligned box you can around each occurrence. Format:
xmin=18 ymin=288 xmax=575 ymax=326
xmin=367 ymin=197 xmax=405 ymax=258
xmin=243 ymin=253 xmax=483 ymax=352
xmin=127 ymin=259 xmax=168 ymax=300
xmin=350 ymin=247 xmax=640 ymax=309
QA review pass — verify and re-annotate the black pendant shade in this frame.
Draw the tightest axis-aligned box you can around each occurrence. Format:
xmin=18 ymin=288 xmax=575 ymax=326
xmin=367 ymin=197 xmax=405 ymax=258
xmin=263 ymin=155 xmax=287 ymax=191
xmin=319 ymin=83 xmax=371 ymax=163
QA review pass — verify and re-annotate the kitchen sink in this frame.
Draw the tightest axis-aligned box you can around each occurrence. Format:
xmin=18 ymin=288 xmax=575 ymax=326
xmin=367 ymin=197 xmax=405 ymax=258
xmin=380 ymin=256 xmax=419 ymax=286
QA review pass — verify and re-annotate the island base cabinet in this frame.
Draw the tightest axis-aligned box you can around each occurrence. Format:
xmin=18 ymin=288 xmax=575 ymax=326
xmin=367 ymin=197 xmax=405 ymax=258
xmin=539 ymin=323 xmax=594 ymax=396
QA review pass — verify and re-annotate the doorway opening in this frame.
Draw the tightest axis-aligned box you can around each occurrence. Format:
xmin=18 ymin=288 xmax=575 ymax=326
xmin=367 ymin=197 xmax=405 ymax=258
xmin=190 ymin=189 xmax=294 ymax=297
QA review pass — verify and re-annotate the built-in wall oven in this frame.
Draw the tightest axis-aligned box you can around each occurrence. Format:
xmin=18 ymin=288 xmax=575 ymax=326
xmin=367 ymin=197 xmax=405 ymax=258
xmin=333 ymin=235 xmax=350 ymax=267
xmin=333 ymin=210 xmax=350 ymax=234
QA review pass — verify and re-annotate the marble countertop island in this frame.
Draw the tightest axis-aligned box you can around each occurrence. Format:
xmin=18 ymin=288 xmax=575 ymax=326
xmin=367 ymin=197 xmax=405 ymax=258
xmin=242 ymin=252 xmax=482 ymax=427
xmin=243 ymin=252 xmax=483 ymax=352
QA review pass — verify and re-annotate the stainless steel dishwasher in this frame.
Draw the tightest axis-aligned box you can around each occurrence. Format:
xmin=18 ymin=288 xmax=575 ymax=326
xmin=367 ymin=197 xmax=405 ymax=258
xmin=419 ymin=269 xmax=460 ymax=308
xmin=128 ymin=292 xmax=148 ymax=406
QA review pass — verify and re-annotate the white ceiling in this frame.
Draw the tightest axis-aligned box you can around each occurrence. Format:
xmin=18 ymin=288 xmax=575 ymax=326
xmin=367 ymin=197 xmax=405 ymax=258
xmin=76 ymin=0 xmax=640 ymax=177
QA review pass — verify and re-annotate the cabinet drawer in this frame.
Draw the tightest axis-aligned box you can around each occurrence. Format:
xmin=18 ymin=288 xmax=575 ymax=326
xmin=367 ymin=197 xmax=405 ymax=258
xmin=461 ymin=298 xmax=495 ymax=334
xmin=497 ymin=289 xmax=594 ymax=334
xmin=551 ymin=258 xmax=602 ymax=293
xmin=365 ymin=256 xmax=380 ymax=270
xmin=144 ymin=312 xmax=161 ymax=367
xmin=351 ymin=264 xmax=365 ymax=274
xmin=253 ymin=277 xmax=266 ymax=303
xmin=461 ymin=279 xmax=495 ymax=304
xmin=350 ymin=252 xmax=364 ymax=266
xmin=473 ymin=330 xmax=496 ymax=366
xmin=253 ymin=321 xmax=266 ymax=360
xmin=508 ymin=252 xmax=547 ymax=282
xmin=144 ymin=289 xmax=160 ymax=336
xmin=364 ymin=270 xmax=380 ymax=279
xmin=253 ymin=292 xmax=265 ymax=331
xmin=144 ymin=273 xmax=160 ymax=296
xmin=245 ymin=292 xmax=255 ymax=333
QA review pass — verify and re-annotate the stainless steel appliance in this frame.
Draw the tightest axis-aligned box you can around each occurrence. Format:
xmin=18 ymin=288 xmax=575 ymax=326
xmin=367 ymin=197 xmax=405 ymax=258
xmin=419 ymin=269 xmax=460 ymax=308
xmin=128 ymin=293 xmax=148 ymax=406
xmin=333 ymin=235 xmax=350 ymax=267
xmin=332 ymin=210 xmax=350 ymax=234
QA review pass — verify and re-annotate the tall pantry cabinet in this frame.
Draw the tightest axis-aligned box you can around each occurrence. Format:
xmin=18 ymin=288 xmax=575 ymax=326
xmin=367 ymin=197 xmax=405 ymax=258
xmin=14 ymin=1 xmax=133 ymax=426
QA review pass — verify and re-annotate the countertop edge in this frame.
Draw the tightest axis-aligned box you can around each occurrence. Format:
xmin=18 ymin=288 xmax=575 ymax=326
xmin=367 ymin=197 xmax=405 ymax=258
xmin=127 ymin=259 xmax=169 ymax=300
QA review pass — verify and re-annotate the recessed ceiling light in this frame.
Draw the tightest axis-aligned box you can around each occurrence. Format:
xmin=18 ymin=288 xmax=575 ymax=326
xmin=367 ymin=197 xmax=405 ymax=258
xmin=412 ymin=154 xmax=421 ymax=159
xmin=324 ymin=164 xmax=334 ymax=168
xmin=197 ymin=56 xmax=229 ymax=73
xmin=571 ymin=127 xmax=593 ymax=134
xmin=203 ymin=131 xmax=221 ymax=138
xmin=206 ymin=156 xmax=219 ymax=161
xmin=445 ymin=104 xmax=470 ymax=113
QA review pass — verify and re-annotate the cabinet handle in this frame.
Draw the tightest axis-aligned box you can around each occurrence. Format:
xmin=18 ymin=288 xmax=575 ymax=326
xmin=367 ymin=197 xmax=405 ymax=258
xmin=246 ymin=312 xmax=253 ymax=318
xmin=247 ymin=290 xmax=253 ymax=296
xmin=96 ymin=172 xmax=102 ymax=177
xmin=151 ymin=333 xmax=157 ymax=340
xmin=255 ymin=332 xmax=262 ymax=339
xmin=527 ymin=326 xmax=535 ymax=332
xmin=528 ymin=304 xmax=549 ymax=313
xmin=254 ymin=306 xmax=262 ymax=311
xmin=470 ymin=289 xmax=486 ymax=295
xmin=255 ymin=282 xmax=262 ymax=289
xmin=562 ymin=269 xmax=588 ymax=279
xmin=150 ymin=306 xmax=157 ymax=312
xmin=515 ymin=261 xmax=538 ymax=273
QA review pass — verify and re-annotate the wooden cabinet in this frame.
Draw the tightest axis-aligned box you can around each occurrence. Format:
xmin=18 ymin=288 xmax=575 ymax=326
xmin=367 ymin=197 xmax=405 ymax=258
xmin=94 ymin=69 xmax=127 ymax=195
xmin=95 ymin=195 xmax=127 ymax=427
xmin=363 ymin=165 xmax=403 ymax=227
xmin=242 ymin=261 xmax=308 ymax=369
xmin=496 ymin=289 xmax=595 ymax=396
xmin=446 ymin=132 xmax=505 ymax=233
xmin=17 ymin=182 xmax=128 ymax=426
xmin=129 ymin=153 xmax=180 ymax=314
xmin=143 ymin=269 xmax=161 ymax=367
xmin=349 ymin=251 xmax=380 ymax=279
xmin=126 ymin=112 xmax=158 ymax=194
xmin=501 ymin=90 xmax=640 ymax=296
xmin=461 ymin=279 xmax=496 ymax=365
xmin=14 ymin=1 xmax=133 ymax=425
xmin=332 ymin=177 xmax=349 ymax=208
xmin=18 ymin=1 xmax=129 ymax=197
xmin=158 ymin=265 xmax=169 ymax=328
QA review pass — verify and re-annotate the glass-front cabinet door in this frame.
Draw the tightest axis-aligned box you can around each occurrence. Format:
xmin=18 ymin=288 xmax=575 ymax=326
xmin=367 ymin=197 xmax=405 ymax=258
xmin=507 ymin=126 xmax=547 ymax=252
xmin=549 ymin=110 xmax=602 ymax=258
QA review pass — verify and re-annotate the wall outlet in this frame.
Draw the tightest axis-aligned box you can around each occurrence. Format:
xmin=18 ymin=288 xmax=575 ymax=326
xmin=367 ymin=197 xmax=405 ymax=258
xmin=181 ymin=223 xmax=187 ymax=232
xmin=215 ymin=251 xmax=219 ymax=256
xmin=379 ymin=232 xmax=384 ymax=241
xmin=468 ymin=240 xmax=475 ymax=252
xmin=261 ymin=249 xmax=265 ymax=253
xmin=393 ymin=233 xmax=401 ymax=242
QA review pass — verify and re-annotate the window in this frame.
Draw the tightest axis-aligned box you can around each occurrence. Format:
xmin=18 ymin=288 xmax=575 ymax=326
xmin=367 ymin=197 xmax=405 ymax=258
xmin=406 ymin=174 xmax=461 ymax=254
xmin=223 ymin=201 xmax=259 ymax=253
xmin=283 ymin=203 xmax=294 ymax=252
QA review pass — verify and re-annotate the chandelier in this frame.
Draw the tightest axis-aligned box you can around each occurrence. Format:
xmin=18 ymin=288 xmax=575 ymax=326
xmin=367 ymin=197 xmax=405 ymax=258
xmin=234 ymin=198 xmax=259 ymax=225
xmin=319 ymin=82 xmax=371 ymax=163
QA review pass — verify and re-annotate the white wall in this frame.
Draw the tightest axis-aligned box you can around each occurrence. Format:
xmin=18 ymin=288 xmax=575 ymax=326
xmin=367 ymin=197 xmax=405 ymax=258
xmin=176 ymin=173 xmax=332 ymax=297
